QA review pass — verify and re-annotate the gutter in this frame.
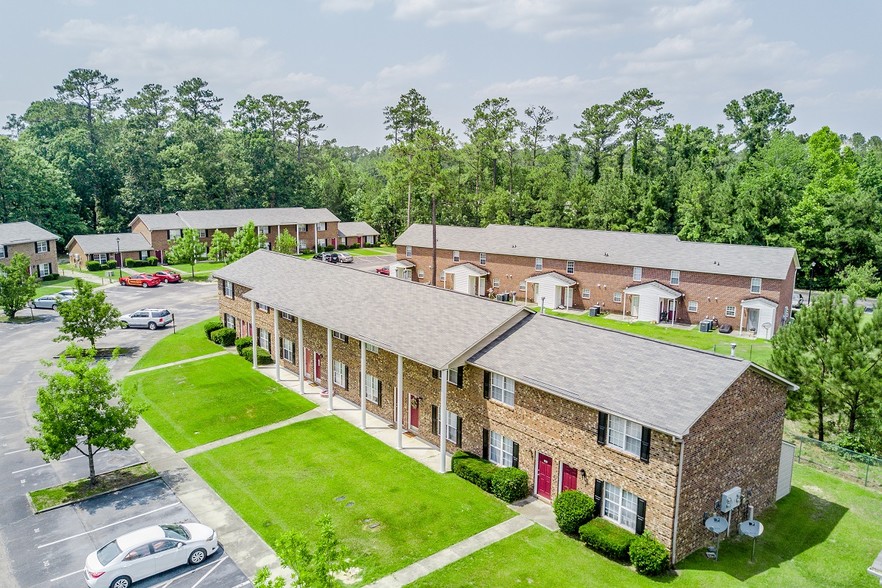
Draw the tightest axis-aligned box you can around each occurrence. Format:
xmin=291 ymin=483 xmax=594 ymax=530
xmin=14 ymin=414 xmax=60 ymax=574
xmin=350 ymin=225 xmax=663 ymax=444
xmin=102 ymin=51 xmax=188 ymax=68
xmin=671 ymin=436 xmax=686 ymax=564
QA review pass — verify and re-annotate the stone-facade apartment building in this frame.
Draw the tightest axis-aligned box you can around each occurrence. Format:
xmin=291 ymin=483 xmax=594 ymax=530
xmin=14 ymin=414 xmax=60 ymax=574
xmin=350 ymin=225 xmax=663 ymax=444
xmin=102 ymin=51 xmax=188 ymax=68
xmin=0 ymin=221 xmax=60 ymax=277
xmin=127 ymin=207 xmax=342 ymax=262
xmin=393 ymin=224 xmax=799 ymax=340
xmin=215 ymin=250 xmax=795 ymax=562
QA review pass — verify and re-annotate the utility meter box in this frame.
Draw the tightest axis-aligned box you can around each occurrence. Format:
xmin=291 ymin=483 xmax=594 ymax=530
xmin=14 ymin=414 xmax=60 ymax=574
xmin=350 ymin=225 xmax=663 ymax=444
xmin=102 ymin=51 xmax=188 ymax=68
xmin=720 ymin=486 xmax=742 ymax=513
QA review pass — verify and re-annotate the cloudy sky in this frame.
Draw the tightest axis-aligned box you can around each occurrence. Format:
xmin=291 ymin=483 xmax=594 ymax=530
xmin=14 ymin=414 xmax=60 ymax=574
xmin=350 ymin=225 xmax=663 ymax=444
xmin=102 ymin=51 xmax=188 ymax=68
xmin=1 ymin=0 xmax=879 ymax=147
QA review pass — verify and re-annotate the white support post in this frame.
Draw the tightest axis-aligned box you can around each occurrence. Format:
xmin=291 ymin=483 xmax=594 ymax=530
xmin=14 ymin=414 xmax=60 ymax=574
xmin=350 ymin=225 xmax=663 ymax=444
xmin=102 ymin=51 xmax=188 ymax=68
xmin=314 ymin=224 xmax=319 ymax=253
xmin=396 ymin=354 xmax=403 ymax=449
xmin=273 ymin=308 xmax=280 ymax=381
xmin=297 ymin=317 xmax=305 ymax=395
xmin=439 ymin=368 xmax=449 ymax=473
xmin=622 ymin=294 xmax=627 ymax=319
xmin=250 ymin=300 xmax=258 ymax=369
xmin=327 ymin=328 xmax=334 ymax=410
xmin=360 ymin=340 xmax=367 ymax=429
xmin=296 ymin=227 xmax=301 ymax=255
xmin=739 ymin=306 xmax=745 ymax=336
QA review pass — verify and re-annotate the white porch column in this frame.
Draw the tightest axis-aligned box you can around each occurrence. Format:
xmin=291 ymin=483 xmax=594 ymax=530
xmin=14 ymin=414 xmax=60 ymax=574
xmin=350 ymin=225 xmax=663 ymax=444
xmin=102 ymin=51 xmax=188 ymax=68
xmin=326 ymin=328 xmax=334 ymax=410
xmin=622 ymin=294 xmax=627 ymax=319
xmin=739 ymin=306 xmax=745 ymax=336
xmin=273 ymin=308 xmax=280 ymax=381
xmin=396 ymin=354 xmax=403 ymax=449
xmin=250 ymin=300 xmax=258 ymax=369
xmin=297 ymin=317 xmax=305 ymax=395
xmin=360 ymin=340 xmax=367 ymax=429
xmin=296 ymin=227 xmax=301 ymax=254
xmin=314 ymin=224 xmax=319 ymax=252
xmin=439 ymin=368 xmax=449 ymax=473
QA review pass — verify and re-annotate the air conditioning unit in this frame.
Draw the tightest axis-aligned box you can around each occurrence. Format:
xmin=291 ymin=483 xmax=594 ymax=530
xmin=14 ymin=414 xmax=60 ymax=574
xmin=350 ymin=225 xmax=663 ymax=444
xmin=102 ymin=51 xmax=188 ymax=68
xmin=720 ymin=486 xmax=742 ymax=513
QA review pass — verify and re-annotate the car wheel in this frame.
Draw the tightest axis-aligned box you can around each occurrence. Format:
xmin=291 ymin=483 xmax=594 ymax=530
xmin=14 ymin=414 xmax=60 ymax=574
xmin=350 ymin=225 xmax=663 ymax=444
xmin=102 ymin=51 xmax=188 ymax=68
xmin=147 ymin=322 xmax=157 ymax=330
xmin=51 ymin=304 xmax=57 ymax=311
xmin=121 ymin=322 xmax=129 ymax=329
xmin=188 ymin=548 xmax=207 ymax=565
xmin=163 ymin=278 xmax=169 ymax=283
xmin=110 ymin=576 xmax=131 ymax=588
xmin=141 ymin=282 xmax=148 ymax=288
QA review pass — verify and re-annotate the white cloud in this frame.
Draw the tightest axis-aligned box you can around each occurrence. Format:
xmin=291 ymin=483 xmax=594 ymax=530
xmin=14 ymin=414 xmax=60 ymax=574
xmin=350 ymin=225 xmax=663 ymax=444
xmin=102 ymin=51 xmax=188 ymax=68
xmin=377 ymin=53 xmax=446 ymax=82
xmin=319 ymin=0 xmax=376 ymax=12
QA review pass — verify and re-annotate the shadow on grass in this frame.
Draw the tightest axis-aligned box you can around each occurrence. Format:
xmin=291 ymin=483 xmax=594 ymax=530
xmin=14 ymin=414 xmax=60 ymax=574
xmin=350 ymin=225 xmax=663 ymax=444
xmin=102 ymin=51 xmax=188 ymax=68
xmin=676 ymin=487 xmax=847 ymax=581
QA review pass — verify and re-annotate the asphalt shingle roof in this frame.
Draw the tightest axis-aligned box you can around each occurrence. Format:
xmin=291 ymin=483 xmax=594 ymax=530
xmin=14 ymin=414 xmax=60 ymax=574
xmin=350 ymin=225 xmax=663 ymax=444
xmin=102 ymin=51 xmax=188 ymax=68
xmin=337 ymin=221 xmax=379 ymax=237
xmin=0 ymin=221 xmax=59 ymax=245
xmin=469 ymin=313 xmax=759 ymax=437
xmin=214 ymin=250 xmax=530 ymax=369
xmin=66 ymin=233 xmax=152 ymax=254
xmin=175 ymin=207 xmax=339 ymax=229
xmin=129 ymin=213 xmax=187 ymax=231
xmin=394 ymin=224 xmax=798 ymax=280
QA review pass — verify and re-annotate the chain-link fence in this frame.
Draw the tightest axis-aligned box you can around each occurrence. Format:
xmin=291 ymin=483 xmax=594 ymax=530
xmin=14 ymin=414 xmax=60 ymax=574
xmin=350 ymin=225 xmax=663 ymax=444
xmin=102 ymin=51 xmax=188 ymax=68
xmin=791 ymin=435 xmax=882 ymax=488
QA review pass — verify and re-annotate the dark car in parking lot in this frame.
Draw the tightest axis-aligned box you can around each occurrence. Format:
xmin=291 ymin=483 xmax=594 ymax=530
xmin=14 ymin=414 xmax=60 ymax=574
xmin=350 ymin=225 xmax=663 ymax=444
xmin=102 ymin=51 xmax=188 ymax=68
xmin=313 ymin=252 xmax=340 ymax=263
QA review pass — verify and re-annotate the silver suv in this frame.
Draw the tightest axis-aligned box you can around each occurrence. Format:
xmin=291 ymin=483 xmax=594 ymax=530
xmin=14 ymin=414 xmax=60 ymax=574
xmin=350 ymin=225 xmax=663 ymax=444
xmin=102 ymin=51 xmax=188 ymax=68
xmin=119 ymin=308 xmax=173 ymax=330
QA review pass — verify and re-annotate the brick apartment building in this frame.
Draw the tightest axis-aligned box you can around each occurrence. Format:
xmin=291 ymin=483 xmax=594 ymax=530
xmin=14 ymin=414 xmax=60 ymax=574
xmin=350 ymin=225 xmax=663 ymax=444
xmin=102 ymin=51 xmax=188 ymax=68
xmin=215 ymin=250 xmax=795 ymax=562
xmin=128 ymin=207 xmax=342 ymax=262
xmin=393 ymin=224 xmax=799 ymax=340
xmin=0 ymin=221 xmax=60 ymax=277
xmin=66 ymin=233 xmax=153 ymax=268
xmin=337 ymin=221 xmax=380 ymax=248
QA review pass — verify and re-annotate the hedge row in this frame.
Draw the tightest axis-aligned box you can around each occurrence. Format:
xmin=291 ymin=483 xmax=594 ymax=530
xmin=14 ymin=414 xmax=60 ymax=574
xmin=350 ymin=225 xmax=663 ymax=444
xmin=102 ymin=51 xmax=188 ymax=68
xmin=124 ymin=257 xmax=159 ymax=268
xmin=204 ymin=320 xmax=223 ymax=340
xmin=86 ymin=260 xmax=117 ymax=271
xmin=235 ymin=336 xmax=253 ymax=354
xmin=451 ymin=451 xmax=528 ymax=503
xmin=210 ymin=327 xmax=237 ymax=346
xmin=40 ymin=273 xmax=60 ymax=282
xmin=238 ymin=345 xmax=273 ymax=365
xmin=578 ymin=519 xmax=669 ymax=575
xmin=553 ymin=490 xmax=595 ymax=534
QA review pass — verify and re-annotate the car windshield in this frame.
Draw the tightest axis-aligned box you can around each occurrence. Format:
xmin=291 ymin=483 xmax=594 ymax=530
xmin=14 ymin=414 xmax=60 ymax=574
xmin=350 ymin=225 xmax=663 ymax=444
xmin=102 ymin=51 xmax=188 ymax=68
xmin=97 ymin=540 xmax=122 ymax=565
xmin=161 ymin=524 xmax=190 ymax=541
xmin=154 ymin=310 xmax=170 ymax=317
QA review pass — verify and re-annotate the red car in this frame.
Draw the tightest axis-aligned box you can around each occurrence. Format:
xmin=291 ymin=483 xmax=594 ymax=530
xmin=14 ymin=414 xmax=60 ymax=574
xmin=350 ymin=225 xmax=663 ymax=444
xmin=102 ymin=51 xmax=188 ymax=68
xmin=152 ymin=270 xmax=182 ymax=283
xmin=119 ymin=273 xmax=162 ymax=288
xmin=375 ymin=266 xmax=390 ymax=276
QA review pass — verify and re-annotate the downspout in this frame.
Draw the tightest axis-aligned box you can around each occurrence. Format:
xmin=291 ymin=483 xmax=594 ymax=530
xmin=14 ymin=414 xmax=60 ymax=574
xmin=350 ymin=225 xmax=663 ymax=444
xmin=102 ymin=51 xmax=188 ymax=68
xmin=671 ymin=436 xmax=686 ymax=564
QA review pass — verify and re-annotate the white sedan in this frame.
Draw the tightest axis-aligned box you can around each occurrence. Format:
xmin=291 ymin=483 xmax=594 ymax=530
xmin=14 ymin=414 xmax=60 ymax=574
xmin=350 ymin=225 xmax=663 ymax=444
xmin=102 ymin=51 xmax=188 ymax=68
xmin=84 ymin=523 xmax=218 ymax=588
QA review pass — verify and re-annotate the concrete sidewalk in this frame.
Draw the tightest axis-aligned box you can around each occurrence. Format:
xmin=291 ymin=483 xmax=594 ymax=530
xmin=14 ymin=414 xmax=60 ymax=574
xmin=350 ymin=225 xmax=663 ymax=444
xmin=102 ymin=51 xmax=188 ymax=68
xmin=127 ymin=350 xmax=228 ymax=375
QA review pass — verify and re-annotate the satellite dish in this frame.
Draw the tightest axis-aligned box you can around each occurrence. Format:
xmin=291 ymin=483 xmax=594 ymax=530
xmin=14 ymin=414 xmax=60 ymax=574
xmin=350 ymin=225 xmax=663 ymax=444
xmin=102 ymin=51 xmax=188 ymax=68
xmin=739 ymin=519 xmax=764 ymax=538
xmin=705 ymin=515 xmax=728 ymax=534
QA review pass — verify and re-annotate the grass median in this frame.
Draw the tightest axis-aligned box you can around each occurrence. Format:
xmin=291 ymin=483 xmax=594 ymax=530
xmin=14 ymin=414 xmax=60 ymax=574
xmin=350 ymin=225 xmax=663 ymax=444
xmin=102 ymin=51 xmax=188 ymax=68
xmin=122 ymin=354 xmax=315 ymax=451
xmin=132 ymin=318 xmax=222 ymax=370
xmin=187 ymin=416 xmax=515 ymax=585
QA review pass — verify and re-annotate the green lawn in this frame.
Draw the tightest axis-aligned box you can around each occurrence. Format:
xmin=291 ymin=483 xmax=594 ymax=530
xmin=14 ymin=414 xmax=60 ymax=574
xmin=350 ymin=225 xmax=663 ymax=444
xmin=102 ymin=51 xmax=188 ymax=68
xmin=35 ymin=275 xmax=76 ymax=297
xmin=545 ymin=310 xmax=773 ymax=367
xmin=409 ymin=464 xmax=882 ymax=587
xmin=132 ymin=318 xmax=223 ymax=370
xmin=59 ymin=262 xmax=127 ymax=278
xmin=348 ymin=246 xmax=395 ymax=256
xmin=161 ymin=261 xmax=227 ymax=277
xmin=122 ymin=354 xmax=315 ymax=451
xmin=186 ymin=416 xmax=515 ymax=585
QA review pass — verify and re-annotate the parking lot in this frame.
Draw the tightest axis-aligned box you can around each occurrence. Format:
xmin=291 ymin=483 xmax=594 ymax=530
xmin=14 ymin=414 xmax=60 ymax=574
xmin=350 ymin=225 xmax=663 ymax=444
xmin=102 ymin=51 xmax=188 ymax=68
xmin=0 ymin=280 xmax=251 ymax=588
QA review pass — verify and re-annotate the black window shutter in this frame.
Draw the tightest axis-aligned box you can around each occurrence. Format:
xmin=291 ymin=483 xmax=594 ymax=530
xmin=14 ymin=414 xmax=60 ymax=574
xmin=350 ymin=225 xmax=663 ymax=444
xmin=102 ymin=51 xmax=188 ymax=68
xmin=456 ymin=415 xmax=463 ymax=446
xmin=34 ymin=241 xmax=38 ymax=253
xmin=483 ymin=371 xmax=491 ymax=399
xmin=456 ymin=366 xmax=464 ymax=388
xmin=636 ymin=498 xmax=647 ymax=535
xmin=482 ymin=428 xmax=489 ymax=460
xmin=48 ymin=262 xmax=53 ymax=273
xmin=512 ymin=442 xmax=520 ymax=468
xmin=432 ymin=368 xmax=439 ymax=379
xmin=593 ymin=479 xmax=604 ymax=517
xmin=597 ymin=412 xmax=608 ymax=445
xmin=377 ymin=381 xmax=382 ymax=407
xmin=344 ymin=335 xmax=349 ymax=343
xmin=431 ymin=405 xmax=438 ymax=435
xmin=343 ymin=365 xmax=349 ymax=390
xmin=640 ymin=427 xmax=652 ymax=463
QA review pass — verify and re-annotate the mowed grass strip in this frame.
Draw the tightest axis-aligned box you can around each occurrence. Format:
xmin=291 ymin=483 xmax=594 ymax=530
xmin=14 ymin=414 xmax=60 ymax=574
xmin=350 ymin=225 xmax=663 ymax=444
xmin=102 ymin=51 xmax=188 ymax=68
xmin=123 ymin=354 xmax=315 ymax=451
xmin=186 ymin=416 xmax=514 ymax=585
xmin=409 ymin=464 xmax=882 ymax=588
xmin=132 ymin=318 xmax=222 ymax=370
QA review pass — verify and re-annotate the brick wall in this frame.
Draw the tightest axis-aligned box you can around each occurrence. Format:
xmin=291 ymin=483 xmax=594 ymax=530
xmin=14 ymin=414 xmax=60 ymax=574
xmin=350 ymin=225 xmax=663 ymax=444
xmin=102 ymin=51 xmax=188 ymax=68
xmin=4 ymin=240 xmax=58 ymax=273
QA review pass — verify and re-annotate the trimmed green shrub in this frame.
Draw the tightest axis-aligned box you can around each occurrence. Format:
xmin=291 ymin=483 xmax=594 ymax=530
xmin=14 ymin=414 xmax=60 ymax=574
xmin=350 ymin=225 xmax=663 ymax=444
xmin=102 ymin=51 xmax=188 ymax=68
xmin=238 ymin=345 xmax=252 ymax=358
xmin=629 ymin=532 xmax=670 ymax=576
xmin=491 ymin=467 xmax=529 ymax=503
xmin=235 ymin=336 xmax=253 ymax=354
xmin=86 ymin=261 xmax=101 ymax=271
xmin=203 ymin=320 xmax=223 ymax=339
xmin=451 ymin=450 xmax=472 ymax=471
xmin=453 ymin=454 xmax=498 ymax=493
xmin=210 ymin=327 xmax=237 ymax=346
xmin=105 ymin=260 xmax=117 ymax=269
xmin=553 ymin=490 xmax=595 ymax=534
xmin=579 ymin=518 xmax=635 ymax=562
xmin=41 ymin=274 xmax=59 ymax=282
xmin=146 ymin=256 xmax=159 ymax=266
xmin=125 ymin=258 xmax=149 ymax=268
xmin=256 ymin=347 xmax=273 ymax=365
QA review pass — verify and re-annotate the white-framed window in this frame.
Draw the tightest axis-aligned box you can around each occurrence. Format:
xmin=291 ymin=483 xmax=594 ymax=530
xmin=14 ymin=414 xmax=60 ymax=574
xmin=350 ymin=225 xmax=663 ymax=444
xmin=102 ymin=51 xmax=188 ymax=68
xmin=581 ymin=288 xmax=591 ymax=299
xmin=333 ymin=360 xmax=347 ymax=389
xmin=566 ymin=260 xmax=575 ymax=274
xmin=670 ymin=270 xmax=680 ymax=285
xmin=446 ymin=410 xmax=459 ymax=444
xmin=607 ymin=415 xmax=643 ymax=457
xmin=633 ymin=266 xmax=642 ymax=281
xmin=257 ymin=303 xmax=269 ymax=312
xmin=613 ymin=292 xmax=622 ymax=303
xmin=38 ymin=263 xmax=51 ymax=277
xmin=198 ymin=229 xmax=207 ymax=238
xmin=0 ymin=246 xmax=6 ymax=259
xmin=440 ymin=270 xmax=446 ymax=283
xmin=224 ymin=280 xmax=234 ymax=299
xmin=492 ymin=278 xmax=500 ymax=288
xmin=168 ymin=229 xmax=182 ymax=239
xmin=750 ymin=277 xmax=762 ymax=294
xmin=318 ymin=238 xmax=327 ymax=248
xmin=96 ymin=253 xmax=108 ymax=264
xmin=479 ymin=252 xmax=486 ymax=265
xmin=281 ymin=311 xmax=293 ymax=321
xmin=405 ymin=245 xmax=413 ymax=257
xmin=688 ymin=300 xmax=698 ymax=312
xmin=491 ymin=372 xmax=515 ymax=406
xmin=257 ymin=225 xmax=269 ymax=235
xmin=603 ymin=482 xmax=639 ymax=532
xmin=365 ymin=374 xmax=380 ymax=404
xmin=282 ymin=338 xmax=294 ymax=362
xmin=332 ymin=330 xmax=348 ymax=342
xmin=140 ymin=250 xmax=149 ymax=260
xmin=453 ymin=250 xmax=460 ymax=262
xmin=535 ymin=257 xmax=543 ymax=271
xmin=725 ymin=305 xmax=736 ymax=317
xmin=519 ymin=281 xmax=526 ymax=291
xmin=365 ymin=343 xmax=379 ymax=354
xmin=317 ymin=222 xmax=327 ymax=231
xmin=36 ymin=240 xmax=48 ymax=253
xmin=258 ymin=328 xmax=270 ymax=351
xmin=298 ymin=224 xmax=307 ymax=233
xmin=418 ymin=270 xmax=425 ymax=279
xmin=489 ymin=431 xmax=514 ymax=467
xmin=224 ymin=313 xmax=235 ymax=329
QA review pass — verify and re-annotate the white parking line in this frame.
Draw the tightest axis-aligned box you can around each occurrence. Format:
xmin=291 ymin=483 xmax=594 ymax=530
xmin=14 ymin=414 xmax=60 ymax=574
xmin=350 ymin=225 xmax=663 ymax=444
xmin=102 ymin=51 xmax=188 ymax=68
xmin=155 ymin=555 xmax=230 ymax=588
xmin=190 ymin=556 xmax=228 ymax=588
xmin=37 ymin=502 xmax=180 ymax=548
xmin=50 ymin=568 xmax=84 ymax=582
xmin=11 ymin=450 xmax=101 ymax=475
xmin=4 ymin=448 xmax=28 ymax=455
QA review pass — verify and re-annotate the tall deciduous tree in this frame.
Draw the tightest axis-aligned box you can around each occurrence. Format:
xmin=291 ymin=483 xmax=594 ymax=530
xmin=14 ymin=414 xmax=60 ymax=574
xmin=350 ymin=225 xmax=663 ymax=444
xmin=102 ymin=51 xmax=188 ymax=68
xmin=724 ymin=89 xmax=795 ymax=154
xmin=0 ymin=253 xmax=38 ymax=318
xmin=209 ymin=229 xmax=233 ymax=263
xmin=229 ymin=221 xmax=267 ymax=262
xmin=275 ymin=228 xmax=297 ymax=255
xmin=463 ymin=97 xmax=519 ymax=191
xmin=26 ymin=346 xmax=139 ymax=485
xmin=55 ymin=279 xmax=121 ymax=350
xmin=254 ymin=514 xmax=346 ymax=588
xmin=167 ymin=228 xmax=204 ymax=278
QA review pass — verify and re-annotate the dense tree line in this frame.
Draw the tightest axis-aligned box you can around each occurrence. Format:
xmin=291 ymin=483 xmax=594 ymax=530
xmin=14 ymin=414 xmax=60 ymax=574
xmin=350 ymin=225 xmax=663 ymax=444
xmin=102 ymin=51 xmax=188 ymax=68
xmin=3 ymin=69 xmax=882 ymax=290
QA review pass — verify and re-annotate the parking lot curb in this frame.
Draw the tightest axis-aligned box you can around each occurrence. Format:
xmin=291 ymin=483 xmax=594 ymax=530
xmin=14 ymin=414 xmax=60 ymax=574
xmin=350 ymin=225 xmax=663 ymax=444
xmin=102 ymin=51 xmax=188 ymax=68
xmin=32 ymin=473 xmax=162 ymax=515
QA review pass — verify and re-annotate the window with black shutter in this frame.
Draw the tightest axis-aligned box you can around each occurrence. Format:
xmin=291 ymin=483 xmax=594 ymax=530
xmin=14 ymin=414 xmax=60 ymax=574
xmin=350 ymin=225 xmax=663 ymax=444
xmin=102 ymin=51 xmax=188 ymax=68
xmin=431 ymin=405 xmax=438 ymax=435
xmin=482 ymin=428 xmax=489 ymax=460
xmin=432 ymin=368 xmax=439 ymax=379
xmin=343 ymin=365 xmax=349 ymax=390
xmin=640 ymin=427 xmax=651 ymax=463
xmin=597 ymin=412 xmax=608 ymax=445
xmin=376 ymin=381 xmax=383 ymax=407
xmin=483 ymin=370 xmax=491 ymax=399
xmin=456 ymin=366 xmax=464 ymax=389
xmin=511 ymin=442 xmax=520 ymax=468
xmin=456 ymin=415 xmax=463 ymax=446
xmin=593 ymin=479 xmax=604 ymax=517
xmin=635 ymin=498 xmax=647 ymax=535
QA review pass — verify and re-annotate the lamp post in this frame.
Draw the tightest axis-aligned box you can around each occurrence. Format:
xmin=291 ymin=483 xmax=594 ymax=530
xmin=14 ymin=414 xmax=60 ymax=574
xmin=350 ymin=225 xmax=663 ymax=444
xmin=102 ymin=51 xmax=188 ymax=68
xmin=807 ymin=261 xmax=817 ymax=305
xmin=116 ymin=237 xmax=121 ymax=280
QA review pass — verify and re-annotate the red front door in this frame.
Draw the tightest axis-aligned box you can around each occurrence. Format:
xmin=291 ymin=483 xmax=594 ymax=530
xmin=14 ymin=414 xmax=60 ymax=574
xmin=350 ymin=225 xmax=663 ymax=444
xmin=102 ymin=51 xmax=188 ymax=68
xmin=314 ymin=354 xmax=322 ymax=383
xmin=409 ymin=395 xmax=419 ymax=429
xmin=537 ymin=454 xmax=553 ymax=499
xmin=561 ymin=463 xmax=578 ymax=492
